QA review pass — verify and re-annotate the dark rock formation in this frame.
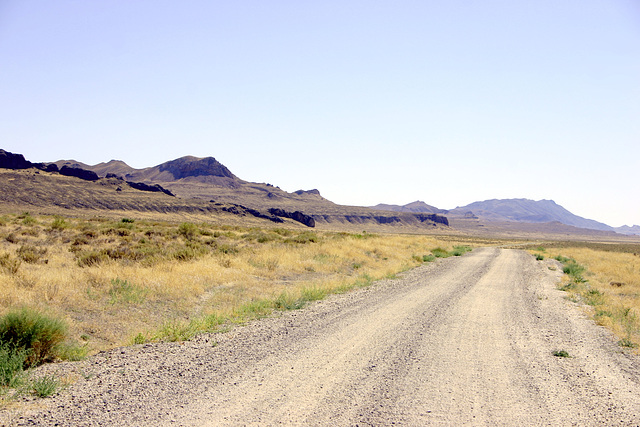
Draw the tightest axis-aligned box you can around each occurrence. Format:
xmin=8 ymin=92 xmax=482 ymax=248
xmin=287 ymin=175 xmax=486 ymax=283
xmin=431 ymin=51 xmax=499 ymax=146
xmin=245 ymin=208 xmax=285 ymax=223
xmin=158 ymin=156 xmax=236 ymax=180
xmin=126 ymin=181 xmax=175 ymax=197
xmin=43 ymin=163 xmax=59 ymax=173
xmin=415 ymin=214 xmax=449 ymax=226
xmin=59 ymin=165 xmax=100 ymax=181
xmin=268 ymin=208 xmax=316 ymax=227
xmin=373 ymin=215 xmax=401 ymax=224
xmin=0 ymin=149 xmax=32 ymax=169
xmin=221 ymin=205 xmax=284 ymax=223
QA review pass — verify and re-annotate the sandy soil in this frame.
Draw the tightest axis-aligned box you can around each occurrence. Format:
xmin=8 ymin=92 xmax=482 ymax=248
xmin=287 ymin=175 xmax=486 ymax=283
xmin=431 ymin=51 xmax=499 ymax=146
xmin=3 ymin=248 xmax=640 ymax=426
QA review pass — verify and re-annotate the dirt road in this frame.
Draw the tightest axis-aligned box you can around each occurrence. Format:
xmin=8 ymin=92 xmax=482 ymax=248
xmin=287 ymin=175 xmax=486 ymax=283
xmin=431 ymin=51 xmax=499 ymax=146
xmin=5 ymin=248 xmax=640 ymax=425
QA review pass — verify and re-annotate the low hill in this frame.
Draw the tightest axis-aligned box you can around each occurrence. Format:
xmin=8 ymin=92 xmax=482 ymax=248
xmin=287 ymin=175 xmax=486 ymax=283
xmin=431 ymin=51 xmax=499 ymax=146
xmin=373 ymin=201 xmax=445 ymax=214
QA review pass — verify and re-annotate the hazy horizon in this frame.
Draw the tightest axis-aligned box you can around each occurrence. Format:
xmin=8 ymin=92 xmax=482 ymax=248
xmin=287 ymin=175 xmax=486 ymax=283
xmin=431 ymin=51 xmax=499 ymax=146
xmin=1 ymin=1 xmax=638 ymax=226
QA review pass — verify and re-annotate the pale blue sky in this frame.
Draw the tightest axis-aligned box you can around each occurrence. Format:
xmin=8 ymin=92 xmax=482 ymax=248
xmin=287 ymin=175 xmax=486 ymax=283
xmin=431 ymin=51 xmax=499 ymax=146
xmin=1 ymin=1 xmax=639 ymax=226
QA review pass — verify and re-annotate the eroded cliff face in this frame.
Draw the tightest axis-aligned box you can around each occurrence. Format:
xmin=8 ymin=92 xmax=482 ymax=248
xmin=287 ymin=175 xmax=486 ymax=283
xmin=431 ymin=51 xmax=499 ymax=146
xmin=0 ymin=149 xmax=56 ymax=172
xmin=311 ymin=212 xmax=448 ymax=228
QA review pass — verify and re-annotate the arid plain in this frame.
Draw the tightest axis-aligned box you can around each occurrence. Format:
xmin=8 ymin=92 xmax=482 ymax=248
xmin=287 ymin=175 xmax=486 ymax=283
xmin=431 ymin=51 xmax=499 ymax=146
xmin=1 ymin=151 xmax=639 ymax=425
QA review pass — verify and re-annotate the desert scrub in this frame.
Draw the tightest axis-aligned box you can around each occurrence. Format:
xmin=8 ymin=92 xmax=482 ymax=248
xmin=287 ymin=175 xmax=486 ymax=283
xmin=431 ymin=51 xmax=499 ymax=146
xmin=0 ymin=213 xmax=476 ymax=353
xmin=0 ymin=308 xmax=68 ymax=367
xmin=49 ymin=216 xmax=68 ymax=231
xmin=19 ymin=212 xmax=36 ymax=226
xmin=431 ymin=247 xmax=451 ymax=258
xmin=30 ymin=374 xmax=63 ymax=398
xmin=0 ymin=344 xmax=28 ymax=387
xmin=552 ymin=350 xmax=570 ymax=358
xmin=451 ymin=245 xmax=472 ymax=256
xmin=16 ymin=245 xmax=48 ymax=264
xmin=0 ymin=253 xmax=21 ymax=275
xmin=548 ymin=246 xmax=640 ymax=352
xmin=178 ymin=222 xmax=199 ymax=240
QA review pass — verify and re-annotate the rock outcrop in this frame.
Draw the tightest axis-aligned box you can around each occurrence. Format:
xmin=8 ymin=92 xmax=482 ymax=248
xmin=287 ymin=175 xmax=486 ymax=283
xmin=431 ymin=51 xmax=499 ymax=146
xmin=156 ymin=156 xmax=236 ymax=180
xmin=0 ymin=149 xmax=32 ymax=169
xmin=126 ymin=181 xmax=175 ymax=197
xmin=415 ymin=213 xmax=449 ymax=226
xmin=268 ymin=208 xmax=316 ymax=227
xmin=59 ymin=165 xmax=100 ymax=181
xmin=0 ymin=149 xmax=56 ymax=172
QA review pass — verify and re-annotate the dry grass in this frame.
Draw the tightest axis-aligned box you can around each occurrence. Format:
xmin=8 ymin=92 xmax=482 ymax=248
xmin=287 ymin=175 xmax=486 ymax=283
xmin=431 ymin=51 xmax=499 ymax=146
xmin=0 ymin=213 xmax=472 ymax=353
xmin=534 ymin=244 xmax=640 ymax=351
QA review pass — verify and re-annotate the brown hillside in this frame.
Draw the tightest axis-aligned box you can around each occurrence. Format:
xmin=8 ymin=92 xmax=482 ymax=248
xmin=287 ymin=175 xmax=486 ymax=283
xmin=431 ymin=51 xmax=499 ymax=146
xmin=0 ymin=168 xmax=449 ymax=231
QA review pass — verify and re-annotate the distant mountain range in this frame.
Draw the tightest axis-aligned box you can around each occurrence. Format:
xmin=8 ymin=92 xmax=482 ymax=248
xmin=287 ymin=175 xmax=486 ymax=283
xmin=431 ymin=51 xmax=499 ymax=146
xmin=2 ymin=148 xmax=638 ymax=235
xmin=374 ymin=199 xmax=639 ymax=235
xmin=56 ymin=154 xmax=639 ymax=235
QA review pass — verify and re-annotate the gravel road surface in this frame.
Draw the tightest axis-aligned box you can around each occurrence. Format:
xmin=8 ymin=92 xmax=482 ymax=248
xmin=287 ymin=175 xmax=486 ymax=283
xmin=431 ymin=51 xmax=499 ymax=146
xmin=3 ymin=248 xmax=640 ymax=425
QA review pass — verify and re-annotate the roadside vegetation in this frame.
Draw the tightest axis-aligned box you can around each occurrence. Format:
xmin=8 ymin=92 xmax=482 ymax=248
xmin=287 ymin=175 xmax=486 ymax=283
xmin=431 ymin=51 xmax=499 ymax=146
xmin=0 ymin=213 xmax=476 ymax=362
xmin=532 ymin=244 xmax=640 ymax=351
xmin=0 ymin=307 xmax=76 ymax=401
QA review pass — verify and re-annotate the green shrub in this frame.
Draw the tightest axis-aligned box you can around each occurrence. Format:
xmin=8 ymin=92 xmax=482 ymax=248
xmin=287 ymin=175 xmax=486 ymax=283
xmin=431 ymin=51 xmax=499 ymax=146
xmin=132 ymin=333 xmax=147 ymax=345
xmin=274 ymin=291 xmax=305 ymax=310
xmin=121 ymin=218 xmax=135 ymax=224
xmin=422 ymin=254 xmax=436 ymax=262
xmin=431 ymin=247 xmax=451 ymax=258
xmin=0 ymin=344 xmax=28 ymax=387
xmin=0 ymin=308 xmax=68 ymax=367
xmin=452 ymin=245 xmax=472 ymax=256
xmin=20 ymin=213 xmax=36 ymax=226
xmin=562 ymin=262 xmax=586 ymax=282
xmin=535 ymin=254 xmax=545 ymax=261
xmin=553 ymin=350 xmax=570 ymax=358
xmin=618 ymin=338 xmax=638 ymax=348
xmin=31 ymin=374 xmax=62 ymax=397
xmin=50 ymin=216 xmax=67 ymax=231
xmin=178 ymin=222 xmax=199 ymax=240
